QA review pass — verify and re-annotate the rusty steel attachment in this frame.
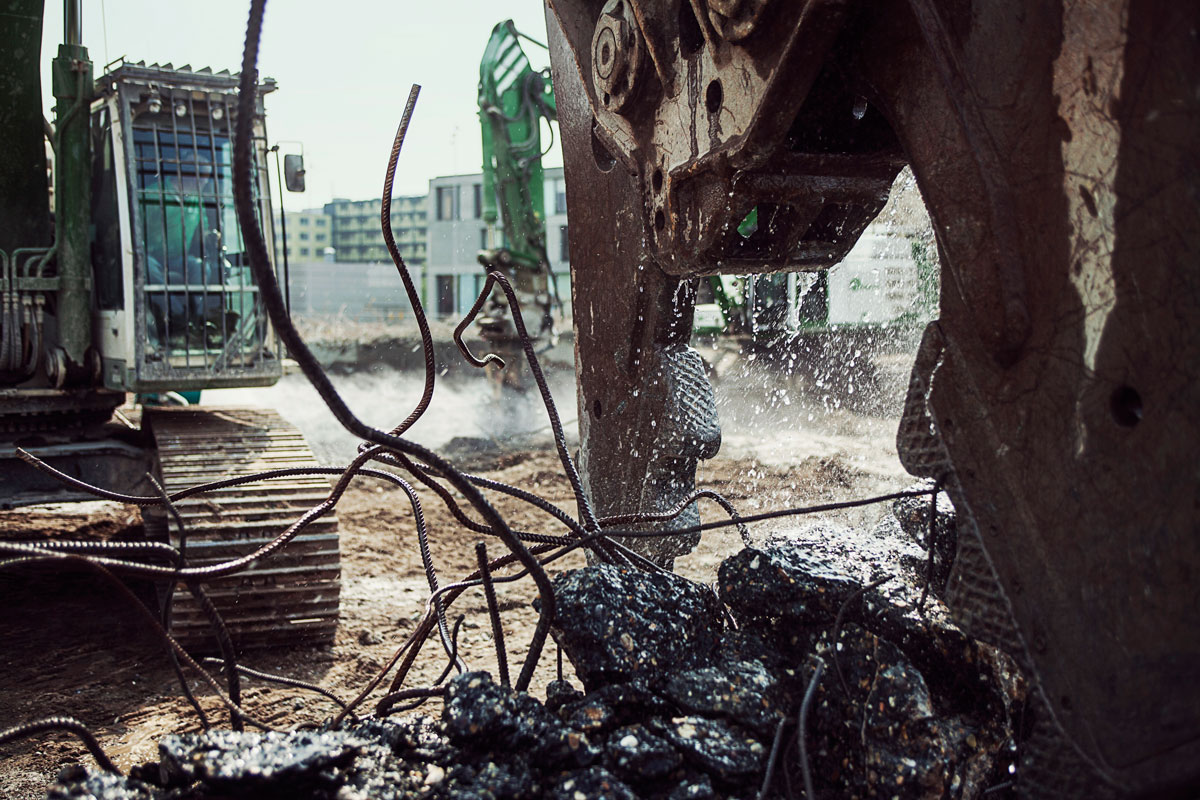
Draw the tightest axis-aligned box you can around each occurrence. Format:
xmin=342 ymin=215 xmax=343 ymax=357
xmin=546 ymin=0 xmax=1200 ymax=796
xmin=560 ymin=0 xmax=905 ymax=278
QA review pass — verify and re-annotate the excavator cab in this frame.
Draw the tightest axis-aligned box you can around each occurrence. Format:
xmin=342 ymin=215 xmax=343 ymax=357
xmin=90 ymin=63 xmax=282 ymax=396
xmin=1 ymin=12 xmax=338 ymax=650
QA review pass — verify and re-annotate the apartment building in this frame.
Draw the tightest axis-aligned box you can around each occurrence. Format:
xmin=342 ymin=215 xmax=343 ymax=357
xmin=272 ymin=202 xmax=423 ymax=322
xmin=425 ymin=167 xmax=570 ymax=319
xmin=323 ymin=195 xmax=427 ymax=269
xmin=272 ymin=208 xmax=332 ymax=263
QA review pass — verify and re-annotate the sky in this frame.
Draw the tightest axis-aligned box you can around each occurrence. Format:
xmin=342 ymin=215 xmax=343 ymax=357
xmin=41 ymin=0 xmax=562 ymax=209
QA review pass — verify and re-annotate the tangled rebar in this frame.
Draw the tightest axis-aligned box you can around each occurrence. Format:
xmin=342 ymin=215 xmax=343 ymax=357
xmin=0 ymin=0 xmax=947 ymax=788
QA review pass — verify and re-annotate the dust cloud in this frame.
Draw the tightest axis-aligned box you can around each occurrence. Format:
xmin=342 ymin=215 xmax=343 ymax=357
xmin=206 ymin=365 xmax=581 ymax=465
xmin=207 ymin=328 xmax=922 ymax=545
xmin=207 ymin=167 xmax=935 ymax=532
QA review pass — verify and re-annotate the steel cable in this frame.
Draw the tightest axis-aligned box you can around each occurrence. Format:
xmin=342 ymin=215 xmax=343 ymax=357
xmin=331 ymin=542 xmax=557 ymax=726
xmin=798 ymin=660 xmax=825 ymax=800
xmin=146 ymin=473 xmax=213 ymax=730
xmin=9 ymin=454 xmax=579 ymax=570
xmin=0 ymin=486 xmax=932 ymax=591
xmin=375 ymin=686 xmax=449 ymax=718
xmin=371 ymin=449 xmax=590 ymax=550
xmin=476 ymin=541 xmax=510 ymax=688
xmin=597 ymin=488 xmax=751 ymax=546
xmin=201 ymin=658 xmax=353 ymax=715
xmin=758 ymin=715 xmax=792 ymax=800
xmin=453 ymin=269 xmax=633 ymax=567
xmin=387 ymin=468 xmax=464 ymax=675
xmin=185 ymin=579 xmax=244 ymax=731
xmin=454 ymin=274 xmax=505 ymax=369
xmin=484 ymin=271 xmax=596 ymax=532
xmin=19 ymin=539 xmax=179 ymax=560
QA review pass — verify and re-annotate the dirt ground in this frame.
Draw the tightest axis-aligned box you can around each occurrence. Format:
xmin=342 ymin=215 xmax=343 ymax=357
xmin=0 ymin=383 xmax=911 ymax=799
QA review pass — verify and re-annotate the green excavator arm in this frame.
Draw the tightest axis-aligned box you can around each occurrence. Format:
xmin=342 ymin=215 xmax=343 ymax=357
xmin=478 ymin=19 xmax=556 ymax=274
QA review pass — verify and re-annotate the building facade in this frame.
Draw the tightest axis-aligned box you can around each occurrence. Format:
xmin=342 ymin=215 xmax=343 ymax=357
xmin=323 ymin=195 xmax=427 ymax=269
xmin=425 ymin=167 xmax=571 ymax=320
xmin=272 ymin=202 xmax=425 ymax=322
xmin=286 ymin=260 xmax=418 ymax=322
xmin=274 ymin=172 xmax=574 ymax=324
xmin=272 ymin=208 xmax=333 ymax=263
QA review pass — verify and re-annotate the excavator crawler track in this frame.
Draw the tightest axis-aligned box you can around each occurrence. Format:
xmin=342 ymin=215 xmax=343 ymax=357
xmin=142 ymin=407 xmax=339 ymax=652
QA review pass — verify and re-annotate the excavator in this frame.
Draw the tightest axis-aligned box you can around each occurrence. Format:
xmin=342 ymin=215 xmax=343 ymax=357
xmin=543 ymin=0 xmax=1199 ymax=797
xmin=0 ymin=0 xmax=339 ymax=650
xmin=473 ymin=19 xmax=561 ymax=383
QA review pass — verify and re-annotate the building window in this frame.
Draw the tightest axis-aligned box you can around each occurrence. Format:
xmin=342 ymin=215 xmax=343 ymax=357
xmin=436 ymin=186 xmax=458 ymax=221
xmin=436 ymin=275 xmax=455 ymax=315
xmin=480 ymin=228 xmax=489 ymax=249
xmin=299 ymin=217 xmax=310 ymax=225
xmin=559 ymin=225 xmax=569 ymax=262
xmin=316 ymin=217 xmax=327 ymax=226
xmin=300 ymin=247 xmax=310 ymax=256
xmin=553 ymin=179 xmax=567 ymax=214
xmin=473 ymin=183 xmax=483 ymax=219
xmin=299 ymin=232 xmax=310 ymax=241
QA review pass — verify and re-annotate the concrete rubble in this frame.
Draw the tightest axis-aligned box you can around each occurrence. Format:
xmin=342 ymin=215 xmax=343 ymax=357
xmin=46 ymin=498 xmax=1021 ymax=799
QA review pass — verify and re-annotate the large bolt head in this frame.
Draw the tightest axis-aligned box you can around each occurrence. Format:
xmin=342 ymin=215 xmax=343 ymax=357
xmin=594 ymin=26 xmax=618 ymax=80
xmin=591 ymin=0 xmax=645 ymax=113
xmin=593 ymin=16 xmax=630 ymax=89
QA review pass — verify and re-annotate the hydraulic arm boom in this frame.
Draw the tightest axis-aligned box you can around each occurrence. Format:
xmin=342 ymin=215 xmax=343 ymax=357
xmin=476 ymin=20 xmax=560 ymax=346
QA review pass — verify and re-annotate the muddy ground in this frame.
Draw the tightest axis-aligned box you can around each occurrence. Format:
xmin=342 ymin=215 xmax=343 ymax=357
xmin=0 ymin=345 xmax=914 ymax=799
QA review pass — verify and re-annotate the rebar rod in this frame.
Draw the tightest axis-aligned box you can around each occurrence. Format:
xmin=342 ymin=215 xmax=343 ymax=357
xmin=0 ymin=717 xmax=117 ymax=774
xmin=798 ymin=660 xmax=825 ymax=799
xmin=476 ymin=541 xmax=510 ymax=688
